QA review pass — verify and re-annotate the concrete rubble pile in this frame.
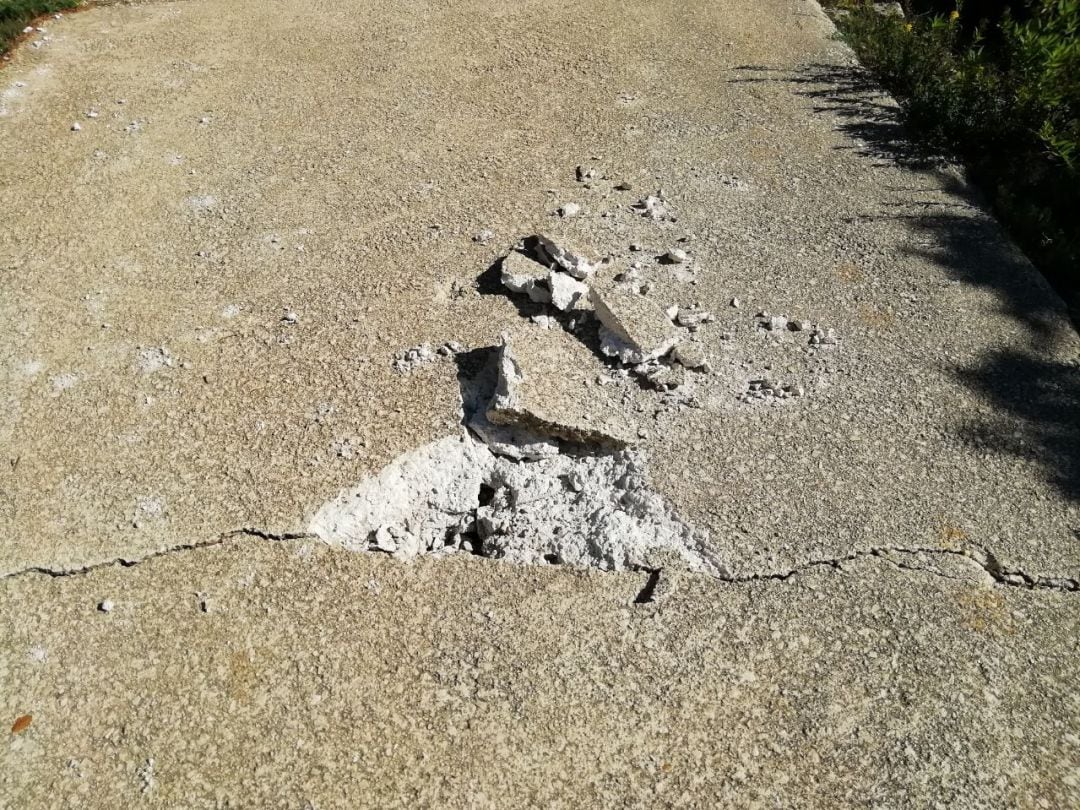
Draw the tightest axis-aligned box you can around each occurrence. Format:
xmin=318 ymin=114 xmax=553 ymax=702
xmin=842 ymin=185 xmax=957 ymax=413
xmin=308 ymin=232 xmax=737 ymax=577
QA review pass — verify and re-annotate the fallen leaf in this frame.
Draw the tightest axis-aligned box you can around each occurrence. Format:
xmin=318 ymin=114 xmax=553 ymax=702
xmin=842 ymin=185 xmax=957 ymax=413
xmin=11 ymin=714 xmax=32 ymax=734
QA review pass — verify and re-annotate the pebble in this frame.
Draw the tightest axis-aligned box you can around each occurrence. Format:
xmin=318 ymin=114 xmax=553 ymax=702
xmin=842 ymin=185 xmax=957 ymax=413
xmin=97 ymin=600 xmax=114 ymax=613
xmin=281 ymin=310 xmax=299 ymax=325
xmin=558 ymin=202 xmax=581 ymax=218
xmin=664 ymin=248 xmax=688 ymax=264
xmin=70 ymin=123 xmax=81 ymax=132
xmin=731 ymin=297 xmax=741 ymax=308
xmin=85 ymin=110 xmax=98 ymax=119
xmin=472 ymin=229 xmax=494 ymax=244
xmin=809 ymin=327 xmax=838 ymax=345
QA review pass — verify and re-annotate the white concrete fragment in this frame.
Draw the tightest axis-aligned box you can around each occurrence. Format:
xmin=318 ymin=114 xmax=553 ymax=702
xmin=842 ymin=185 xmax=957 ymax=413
xmin=530 ymin=234 xmax=595 ymax=280
xmin=500 ymin=251 xmax=551 ymax=303
xmin=548 ymin=271 xmax=588 ymax=311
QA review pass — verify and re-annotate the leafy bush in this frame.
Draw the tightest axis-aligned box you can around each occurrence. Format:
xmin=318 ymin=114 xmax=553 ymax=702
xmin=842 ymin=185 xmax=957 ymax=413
xmin=1 ymin=0 xmax=80 ymax=57
xmin=828 ymin=0 xmax=1080 ymax=314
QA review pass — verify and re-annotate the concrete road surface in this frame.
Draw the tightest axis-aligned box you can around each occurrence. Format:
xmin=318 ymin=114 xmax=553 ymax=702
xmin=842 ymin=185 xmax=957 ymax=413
xmin=2 ymin=0 xmax=1078 ymax=806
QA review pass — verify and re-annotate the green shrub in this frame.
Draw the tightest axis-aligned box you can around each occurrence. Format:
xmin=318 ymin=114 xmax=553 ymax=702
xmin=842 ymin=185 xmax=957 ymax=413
xmin=1 ymin=0 xmax=81 ymax=57
xmin=829 ymin=0 xmax=1080 ymax=314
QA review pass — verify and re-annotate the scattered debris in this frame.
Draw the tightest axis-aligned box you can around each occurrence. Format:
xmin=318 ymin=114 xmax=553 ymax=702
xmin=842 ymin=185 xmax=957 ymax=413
xmin=472 ymin=229 xmax=495 ymax=244
xmin=135 ymin=346 xmax=175 ymax=374
xmin=575 ymin=166 xmax=596 ymax=182
xmin=392 ymin=343 xmax=436 ymax=372
xmin=809 ymin=327 xmax=839 ymax=346
xmin=631 ymin=194 xmax=674 ymax=222
xmin=634 ymin=360 xmax=686 ymax=391
xmin=738 ymin=379 xmax=805 ymax=403
xmin=591 ymin=279 xmax=681 ymax=364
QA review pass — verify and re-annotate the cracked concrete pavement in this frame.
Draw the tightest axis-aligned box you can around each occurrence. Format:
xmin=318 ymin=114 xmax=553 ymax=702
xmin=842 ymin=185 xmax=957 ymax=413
xmin=2 ymin=0 xmax=1080 ymax=805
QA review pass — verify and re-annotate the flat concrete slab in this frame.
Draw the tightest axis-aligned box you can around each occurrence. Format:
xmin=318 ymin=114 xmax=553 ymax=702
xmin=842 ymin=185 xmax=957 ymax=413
xmin=2 ymin=539 xmax=1078 ymax=807
xmin=488 ymin=326 xmax=636 ymax=447
xmin=1 ymin=0 xmax=1079 ymax=804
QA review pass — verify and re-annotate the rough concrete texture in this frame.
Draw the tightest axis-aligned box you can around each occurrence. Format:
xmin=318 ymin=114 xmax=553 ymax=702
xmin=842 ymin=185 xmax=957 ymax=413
xmin=2 ymin=539 xmax=1079 ymax=807
xmin=309 ymin=432 xmax=717 ymax=572
xmin=3 ymin=0 xmax=1080 ymax=804
xmin=488 ymin=326 xmax=636 ymax=447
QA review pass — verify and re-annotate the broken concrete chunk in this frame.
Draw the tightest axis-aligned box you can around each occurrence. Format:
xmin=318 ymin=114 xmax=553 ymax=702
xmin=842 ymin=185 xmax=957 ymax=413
xmin=527 ymin=234 xmax=596 ymax=280
xmin=675 ymin=307 xmax=715 ymax=330
xmin=467 ymin=409 xmax=560 ymax=461
xmin=548 ymin=271 xmax=589 ymax=311
xmin=487 ymin=328 xmax=636 ymax=448
xmin=672 ymin=343 xmax=710 ymax=371
xmin=500 ymin=251 xmax=552 ymax=303
xmin=591 ymin=279 xmax=681 ymax=364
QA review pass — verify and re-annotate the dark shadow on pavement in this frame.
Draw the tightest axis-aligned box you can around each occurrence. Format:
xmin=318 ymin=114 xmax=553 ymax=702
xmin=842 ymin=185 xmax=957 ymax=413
xmin=731 ymin=62 xmax=1080 ymax=502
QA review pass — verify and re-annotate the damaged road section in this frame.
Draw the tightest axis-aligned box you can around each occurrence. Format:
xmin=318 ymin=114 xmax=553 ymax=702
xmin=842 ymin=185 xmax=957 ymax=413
xmin=307 ymin=435 xmax=724 ymax=576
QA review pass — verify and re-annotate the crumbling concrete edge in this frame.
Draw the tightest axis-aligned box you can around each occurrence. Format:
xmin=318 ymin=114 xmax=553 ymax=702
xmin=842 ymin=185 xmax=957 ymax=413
xmin=2 ymin=532 xmax=1076 ymax=596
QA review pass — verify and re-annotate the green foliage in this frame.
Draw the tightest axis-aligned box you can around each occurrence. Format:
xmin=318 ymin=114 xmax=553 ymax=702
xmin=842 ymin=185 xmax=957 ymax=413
xmin=1 ymin=0 xmax=80 ymax=56
xmin=829 ymin=0 xmax=1080 ymax=311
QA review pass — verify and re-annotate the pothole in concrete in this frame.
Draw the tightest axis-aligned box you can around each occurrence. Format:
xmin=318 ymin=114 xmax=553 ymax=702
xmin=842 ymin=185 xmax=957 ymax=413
xmin=308 ymin=433 xmax=722 ymax=576
xmin=308 ymin=347 xmax=725 ymax=577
